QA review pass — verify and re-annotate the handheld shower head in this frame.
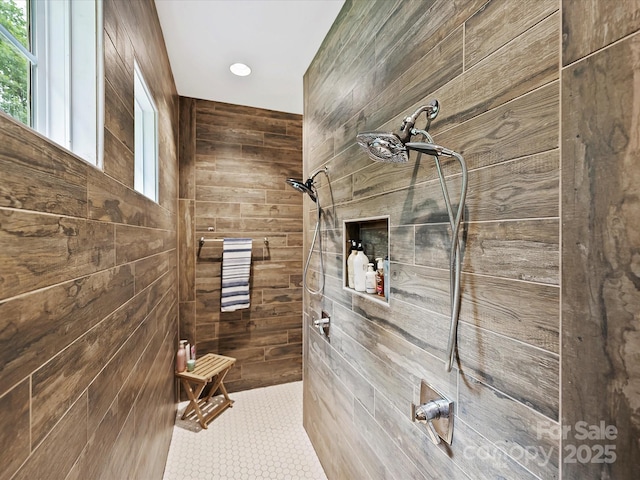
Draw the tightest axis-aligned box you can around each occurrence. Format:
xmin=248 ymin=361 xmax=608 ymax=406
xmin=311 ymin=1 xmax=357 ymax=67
xmin=355 ymin=100 xmax=439 ymax=163
xmin=405 ymin=142 xmax=455 ymax=157
xmin=286 ymin=167 xmax=328 ymax=203
xmin=286 ymin=178 xmax=317 ymax=203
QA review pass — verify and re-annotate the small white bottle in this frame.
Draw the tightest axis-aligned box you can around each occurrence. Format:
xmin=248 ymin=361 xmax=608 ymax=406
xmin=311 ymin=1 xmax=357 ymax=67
xmin=347 ymin=240 xmax=357 ymax=289
xmin=365 ymin=263 xmax=376 ymax=293
xmin=353 ymin=241 xmax=368 ymax=292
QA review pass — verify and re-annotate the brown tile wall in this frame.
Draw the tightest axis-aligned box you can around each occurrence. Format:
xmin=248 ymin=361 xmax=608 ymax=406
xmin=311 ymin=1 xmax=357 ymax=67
xmin=0 ymin=0 xmax=178 ymax=479
xmin=561 ymin=1 xmax=640 ymax=480
xmin=304 ymin=0 xmax=639 ymax=479
xmin=178 ymin=97 xmax=304 ymax=392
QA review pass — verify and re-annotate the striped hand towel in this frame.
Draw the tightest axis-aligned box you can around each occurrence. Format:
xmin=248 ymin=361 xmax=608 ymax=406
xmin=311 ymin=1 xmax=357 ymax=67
xmin=221 ymin=238 xmax=253 ymax=312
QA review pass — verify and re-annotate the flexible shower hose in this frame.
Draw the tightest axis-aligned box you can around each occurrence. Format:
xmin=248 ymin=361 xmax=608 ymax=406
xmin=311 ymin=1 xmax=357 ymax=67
xmin=303 ymin=190 xmax=325 ymax=296
xmin=433 ymin=152 xmax=468 ymax=373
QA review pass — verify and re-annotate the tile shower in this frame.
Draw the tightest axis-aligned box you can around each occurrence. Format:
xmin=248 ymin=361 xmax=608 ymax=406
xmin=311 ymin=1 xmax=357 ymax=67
xmin=178 ymin=97 xmax=304 ymax=393
xmin=0 ymin=0 xmax=638 ymax=479
xmin=302 ymin=0 xmax=640 ymax=479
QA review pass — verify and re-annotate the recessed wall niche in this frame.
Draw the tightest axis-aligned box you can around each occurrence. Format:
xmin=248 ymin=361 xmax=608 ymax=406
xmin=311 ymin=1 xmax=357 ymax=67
xmin=343 ymin=216 xmax=389 ymax=305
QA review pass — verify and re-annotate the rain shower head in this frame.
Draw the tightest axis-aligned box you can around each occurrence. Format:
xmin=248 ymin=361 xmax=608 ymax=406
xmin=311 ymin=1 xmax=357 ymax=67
xmin=356 ymin=100 xmax=440 ymax=163
xmin=355 ymin=132 xmax=409 ymax=163
xmin=286 ymin=178 xmax=317 ymax=203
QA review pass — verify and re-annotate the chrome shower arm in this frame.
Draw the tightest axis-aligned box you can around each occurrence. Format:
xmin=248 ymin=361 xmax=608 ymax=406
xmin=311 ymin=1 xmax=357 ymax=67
xmin=398 ymin=100 xmax=439 ymax=142
xmin=308 ymin=166 xmax=329 ymax=183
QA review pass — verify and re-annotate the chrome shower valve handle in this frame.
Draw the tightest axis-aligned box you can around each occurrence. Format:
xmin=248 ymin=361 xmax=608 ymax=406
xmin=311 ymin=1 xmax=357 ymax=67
xmin=312 ymin=312 xmax=330 ymax=336
xmin=413 ymin=399 xmax=451 ymax=445
xmin=312 ymin=317 xmax=329 ymax=330
xmin=411 ymin=380 xmax=454 ymax=446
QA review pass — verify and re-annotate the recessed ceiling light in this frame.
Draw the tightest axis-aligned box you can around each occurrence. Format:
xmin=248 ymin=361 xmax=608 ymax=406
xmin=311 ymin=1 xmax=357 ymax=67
xmin=230 ymin=63 xmax=251 ymax=77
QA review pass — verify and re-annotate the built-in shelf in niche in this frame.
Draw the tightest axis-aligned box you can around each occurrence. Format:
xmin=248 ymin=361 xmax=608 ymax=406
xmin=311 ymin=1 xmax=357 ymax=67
xmin=343 ymin=216 xmax=390 ymax=306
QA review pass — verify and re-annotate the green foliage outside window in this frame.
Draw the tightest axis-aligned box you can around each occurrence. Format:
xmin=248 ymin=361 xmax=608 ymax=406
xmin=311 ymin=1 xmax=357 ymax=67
xmin=0 ymin=0 xmax=29 ymax=124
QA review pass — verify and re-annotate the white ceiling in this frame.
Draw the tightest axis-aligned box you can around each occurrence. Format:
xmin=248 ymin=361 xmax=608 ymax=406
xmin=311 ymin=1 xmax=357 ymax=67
xmin=154 ymin=0 xmax=345 ymax=115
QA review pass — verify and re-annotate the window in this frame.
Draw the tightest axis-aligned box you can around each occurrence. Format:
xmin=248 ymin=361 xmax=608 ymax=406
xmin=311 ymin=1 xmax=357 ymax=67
xmin=0 ymin=0 xmax=103 ymax=166
xmin=134 ymin=62 xmax=158 ymax=202
xmin=0 ymin=0 xmax=32 ymax=125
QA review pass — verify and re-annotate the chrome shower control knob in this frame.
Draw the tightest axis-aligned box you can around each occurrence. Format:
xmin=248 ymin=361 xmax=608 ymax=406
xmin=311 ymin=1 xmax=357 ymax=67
xmin=312 ymin=313 xmax=330 ymax=337
xmin=312 ymin=318 xmax=329 ymax=328
xmin=411 ymin=381 xmax=454 ymax=446
xmin=413 ymin=399 xmax=450 ymax=445
xmin=414 ymin=398 xmax=450 ymax=422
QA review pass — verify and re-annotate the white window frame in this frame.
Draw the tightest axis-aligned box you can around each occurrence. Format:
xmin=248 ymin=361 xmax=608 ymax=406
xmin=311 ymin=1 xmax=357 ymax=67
xmin=0 ymin=0 xmax=103 ymax=167
xmin=134 ymin=61 xmax=158 ymax=202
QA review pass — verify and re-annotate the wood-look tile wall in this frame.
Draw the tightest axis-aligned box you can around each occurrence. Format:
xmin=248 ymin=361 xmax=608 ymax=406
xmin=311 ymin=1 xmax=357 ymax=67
xmin=561 ymin=1 xmax=640 ymax=479
xmin=0 ymin=1 xmax=178 ymax=479
xmin=178 ymin=98 xmax=303 ymax=392
xmin=304 ymin=0 xmax=639 ymax=479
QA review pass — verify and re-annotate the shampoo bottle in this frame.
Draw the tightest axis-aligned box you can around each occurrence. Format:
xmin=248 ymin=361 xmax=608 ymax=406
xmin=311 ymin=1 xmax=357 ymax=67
xmin=365 ymin=263 xmax=376 ymax=293
xmin=347 ymin=240 xmax=357 ymax=289
xmin=375 ymin=257 xmax=384 ymax=296
xmin=353 ymin=241 xmax=368 ymax=292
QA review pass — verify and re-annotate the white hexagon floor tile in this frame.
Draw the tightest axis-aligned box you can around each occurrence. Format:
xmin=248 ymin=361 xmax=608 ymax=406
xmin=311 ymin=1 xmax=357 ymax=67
xmin=163 ymin=381 xmax=327 ymax=480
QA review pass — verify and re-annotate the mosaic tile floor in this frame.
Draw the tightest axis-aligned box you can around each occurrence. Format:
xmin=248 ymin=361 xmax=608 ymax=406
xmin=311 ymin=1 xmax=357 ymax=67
xmin=163 ymin=381 xmax=327 ymax=480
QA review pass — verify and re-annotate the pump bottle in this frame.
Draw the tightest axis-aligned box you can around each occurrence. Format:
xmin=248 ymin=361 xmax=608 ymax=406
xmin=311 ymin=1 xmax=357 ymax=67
xmin=347 ymin=240 xmax=357 ymax=289
xmin=365 ymin=263 xmax=376 ymax=293
xmin=353 ymin=241 xmax=368 ymax=292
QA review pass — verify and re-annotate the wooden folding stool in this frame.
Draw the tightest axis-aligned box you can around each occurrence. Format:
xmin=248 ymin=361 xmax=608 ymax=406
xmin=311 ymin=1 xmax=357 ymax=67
xmin=175 ymin=353 xmax=236 ymax=429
